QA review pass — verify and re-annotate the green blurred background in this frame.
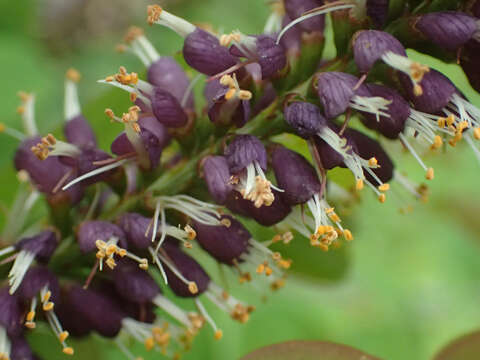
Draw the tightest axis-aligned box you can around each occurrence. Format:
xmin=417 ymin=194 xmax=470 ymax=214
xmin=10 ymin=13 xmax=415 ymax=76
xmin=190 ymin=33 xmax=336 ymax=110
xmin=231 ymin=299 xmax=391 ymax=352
xmin=1 ymin=0 xmax=479 ymax=359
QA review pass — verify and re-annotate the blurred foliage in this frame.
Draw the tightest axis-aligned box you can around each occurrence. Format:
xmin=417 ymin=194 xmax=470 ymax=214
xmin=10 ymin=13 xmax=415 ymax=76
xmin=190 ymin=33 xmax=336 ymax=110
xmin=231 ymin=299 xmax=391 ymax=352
xmin=0 ymin=1 xmax=480 ymax=360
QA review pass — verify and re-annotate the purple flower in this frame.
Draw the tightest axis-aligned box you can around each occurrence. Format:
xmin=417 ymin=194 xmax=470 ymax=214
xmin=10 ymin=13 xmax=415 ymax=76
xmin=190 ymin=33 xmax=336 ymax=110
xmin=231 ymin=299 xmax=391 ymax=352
xmin=271 ymin=145 xmax=321 ymax=205
xmin=0 ymin=288 xmax=23 ymax=337
xmin=117 ymin=212 xmax=152 ymax=250
xmin=284 ymin=101 xmax=327 ymax=138
xmin=77 ymin=221 xmax=127 ymax=253
xmin=193 ymin=215 xmax=250 ymax=265
xmin=10 ymin=336 xmax=37 ymax=360
xmin=17 ymin=266 xmax=60 ymax=304
xmin=414 ymin=12 xmax=478 ymax=51
xmin=284 ymin=0 xmax=325 ymax=33
xmin=202 ymin=156 xmax=233 ymax=205
xmin=15 ymin=230 xmax=58 ymax=263
xmin=151 ymin=87 xmax=188 ymax=128
xmin=63 ymin=115 xmax=97 ymax=149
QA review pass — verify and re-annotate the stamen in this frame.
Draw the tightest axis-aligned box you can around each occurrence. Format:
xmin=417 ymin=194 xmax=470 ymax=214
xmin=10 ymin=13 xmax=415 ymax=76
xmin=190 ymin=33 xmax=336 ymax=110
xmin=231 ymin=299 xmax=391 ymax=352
xmin=231 ymin=161 xmax=276 ymax=208
xmin=381 ymin=52 xmax=429 ymax=96
xmin=155 ymin=195 xmax=221 ymax=226
xmin=349 ymin=96 xmax=392 ymax=122
xmin=0 ymin=123 xmax=26 ymax=141
xmin=17 ymin=91 xmax=38 ymax=136
xmin=62 ymin=158 xmax=131 ymax=191
xmin=398 ymin=133 xmax=434 ymax=180
xmin=194 ymin=299 xmax=222 ymax=340
xmin=156 ymin=251 xmax=198 ymax=294
xmin=147 ymin=5 xmax=196 ymax=37
xmin=0 ymin=326 xmax=11 ymax=360
xmin=152 ymin=294 xmax=203 ymax=331
xmin=276 ymin=4 xmax=355 ymax=44
xmin=64 ymin=68 xmax=81 ymax=120
xmin=31 ymin=134 xmax=81 ymax=160
xmin=8 ymin=250 xmax=36 ymax=294
xmin=149 ymin=248 xmax=168 ymax=284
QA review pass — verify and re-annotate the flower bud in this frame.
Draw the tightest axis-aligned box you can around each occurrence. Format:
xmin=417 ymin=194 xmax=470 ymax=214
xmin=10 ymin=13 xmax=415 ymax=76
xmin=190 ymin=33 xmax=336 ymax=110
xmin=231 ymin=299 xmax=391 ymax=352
xmin=284 ymin=101 xmax=327 ymax=138
xmin=271 ymin=145 xmax=321 ymax=205
xmin=117 ymin=212 xmax=152 ymax=250
xmin=184 ymin=28 xmax=238 ymax=76
xmin=112 ymin=259 xmax=160 ymax=304
xmin=202 ymin=156 xmax=233 ymax=205
xmin=225 ymin=135 xmax=267 ymax=174
xmin=352 ymin=30 xmax=406 ymax=73
xmin=162 ymin=241 xmax=211 ymax=297
xmin=312 ymin=123 xmax=356 ymax=170
xmin=65 ymin=285 xmax=126 ymax=337
xmin=63 ymin=115 xmax=97 ymax=149
xmin=77 ymin=221 xmax=127 ymax=253
xmin=15 ymin=230 xmax=59 ymax=263
xmin=151 ymin=87 xmax=188 ymax=128
xmin=0 ymin=288 xmax=23 ymax=336
xmin=193 ymin=215 xmax=250 ymax=265
xmin=345 ymin=128 xmax=394 ymax=183
xmin=226 ymin=189 xmax=291 ymax=226
xmin=414 ymin=12 xmax=478 ymax=51
xmin=284 ymin=0 xmax=325 ymax=33
xmin=17 ymin=266 xmax=61 ymax=304
xmin=147 ymin=57 xmax=195 ymax=111
xmin=399 ymin=69 xmax=456 ymax=114
xmin=360 ymin=83 xmax=410 ymax=139
xmin=10 ymin=336 xmax=36 ymax=360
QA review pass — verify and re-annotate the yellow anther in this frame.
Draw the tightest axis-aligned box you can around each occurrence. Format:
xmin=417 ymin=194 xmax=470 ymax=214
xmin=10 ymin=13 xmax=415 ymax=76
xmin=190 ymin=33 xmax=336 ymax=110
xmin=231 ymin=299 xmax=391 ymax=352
xmin=271 ymin=279 xmax=285 ymax=291
xmin=106 ymin=257 xmax=117 ymax=269
xmin=25 ymin=321 xmax=36 ymax=329
xmin=214 ymin=329 xmax=223 ymax=340
xmin=271 ymin=234 xmax=282 ymax=243
xmin=18 ymin=91 xmax=31 ymax=102
xmin=147 ymin=4 xmax=163 ymax=25
xmin=282 ymin=232 xmax=293 ymax=244
xmin=43 ymin=302 xmax=54 ymax=311
xmin=277 ymin=259 xmax=292 ymax=269
xmin=144 ymin=336 xmax=155 ymax=351
xmin=105 ymin=108 xmax=115 ymax=119
xmin=106 ymin=244 xmax=117 ymax=256
xmin=431 ymin=135 xmax=443 ymax=150
xmin=378 ymin=183 xmax=390 ymax=192
xmin=188 ymin=282 xmax=198 ymax=294
xmin=426 ymin=167 xmax=434 ymax=180
xmin=474 ymin=128 xmax=480 ymax=140
xmin=42 ymin=291 xmax=52 ymax=303
xmin=62 ymin=347 xmax=74 ymax=356
xmin=368 ymin=157 xmax=378 ymax=167
xmin=124 ymin=26 xmax=144 ymax=43
xmin=272 ymin=252 xmax=281 ymax=260
xmin=59 ymin=331 xmax=69 ymax=343
xmin=256 ymin=263 xmax=265 ymax=274
xmin=238 ymin=90 xmax=252 ymax=100
xmin=117 ymin=248 xmax=127 ymax=257
xmin=220 ymin=75 xmax=235 ymax=87
xmin=26 ymin=310 xmax=36 ymax=322
xmin=96 ymin=251 xmax=105 ymax=259
xmin=356 ymin=179 xmax=364 ymax=191
xmin=224 ymin=88 xmax=236 ymax=100
xmin=65 ymin=68 xmax=81 ymax=82
xmin=105 ymin=76 xmax=115 ymax=82
xmin=184 ymin=225 xmax=196 ymax=240
xmin=413 ymin=84 xmax=423 ymax=96
xmin=221 ymin=218 xmax=231 ymax=227
xmin=437 ymin=117 xmax=446 ymax=128
xmin=343 ymin=229 xmax=353 ymax=241
xmin=446 ymin=114 xmax=455 ymax=126
xmin=410 ymin=62 xmax=429 ymax=82
xmin=139 ymin=260 xmax=149 ymax=270
xmin=130 ymin=93 xmax=138 ymax=102
xmin=0 ymin=123 xmax=5 ymax=132
xmin=378 ymin=193 xmax=386 ymax=203
xmin=328 ymin=213 xmax=341 ymax=223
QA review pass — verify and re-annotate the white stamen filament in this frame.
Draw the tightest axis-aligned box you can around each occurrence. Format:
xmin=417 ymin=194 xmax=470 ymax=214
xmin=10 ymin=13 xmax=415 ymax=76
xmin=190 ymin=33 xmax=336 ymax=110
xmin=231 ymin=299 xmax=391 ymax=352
xmin=0 ymin=326 xmax=11 ymax=360
xmin=464 ymin=132 xmax=480 ymax=163
xmin=156 ymin=195 xmax=221 ymax=226
xmin=349 ymin=95 xmax=392 ymax=122
xmin=125 ymin=122 xmax=150 ymax=169
xmin=62 ymin=158 xmax=131 ymax=191
xmin=447 ymin=94 xmax=480 ymax=128
xmin=148 ymin=248 xmax=168 ymax=284
xmin=1 ymin=126 xmax=25 ymax=141
xmin=0 ymin=246 xmax=15 ymax=258
xmin=381 ymin=52 xmax=428 ymax=95
xmin=47 ymin=140 xmax=82 ymax=158
xmin=276 ymin=4 xmax=355 ymax=44
xmin=393 ymin=171 xmax=423 ymax=199
xmin=399 ymin=133 xmax=428 ymax=171
xmin=97 ymin=80 xmax=152 ymax=108
xmin=8 ymin=250 xmax=36 ymax=294
xmin=151 ymin=199 xmax=161 ymax=243
xmin=22 ymin=94 xmax=38 ymax=136
xmin=64 ymin=79 xmax=81 ymax=120
xmin=152 ymin=295 xmax=192 ymax=328
xmin=115 ymin=338 xmax=139 ymax=360
xmin=155 ymin=252 xmax=193 ymax=287
xmin=264 ymin=11 xmax=283 ymax=35
xmin=194 ymin=298 xmax=220 ymax=335
xmin=136 ymin=35 xmax=161 ymax=62
xmin=153 ymin=9 xmax=196 ymax=38
xmin=181 ymin=74 xmax=203 ymax=108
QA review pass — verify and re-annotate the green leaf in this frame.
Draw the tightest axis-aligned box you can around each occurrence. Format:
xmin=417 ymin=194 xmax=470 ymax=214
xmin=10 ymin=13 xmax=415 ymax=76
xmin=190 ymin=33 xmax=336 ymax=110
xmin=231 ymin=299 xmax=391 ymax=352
xmin=433 ymin=330 xmax=480 ymax=360
xmin=240 ymin=340 xmax=381 ymax=360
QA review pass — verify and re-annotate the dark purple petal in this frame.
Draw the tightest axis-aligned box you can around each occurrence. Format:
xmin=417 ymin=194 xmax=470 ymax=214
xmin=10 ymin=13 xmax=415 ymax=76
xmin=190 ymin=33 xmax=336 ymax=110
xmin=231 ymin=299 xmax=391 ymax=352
xmin=226 ymin=190 xmax=292 ymax=226
xmin=162 ymin=242 xmax=210 ymax=298
xmin=345 ymin=128 xmax=394 ymax=183
xmin=138 ymin=116 xmax=171 ymax=149
xmin=15 ymin=230 xmax=58 ymax=263
xmin=17 ymin=266 xmax=60 ymax=303
xmin=224 ymin=135 xmax=267 ymax=173
xmin=272 ymin=145 xmax=321 ymax=205
xmin=415 ymin=12 xmax=477 ymax=51
xmin=0 ymin=288 xmax=23 ymax=337
xmin=73 ymin=148 xmax=115 ymax=186
xmin=151 ymin=87 xmax=188 ymax=128
xmin=206 ymin=81 xmax=251 ymax=127
xmin=14 ymin=137 xmax=70 ymax=194
xmin=366 ymin=0 xmax=389 ymax=28
xmin=279 ymin=15 xmax=302 ymax=57
xmin=312 ymin=123 xmax=356 ymax=170
xmin=255 ymin=35 xmax=287 ymax=79
xmin=202 ymin=156 xmax=233 ymax=205
xmin=461 ymin=40 xmax=480 ymax=93
xmin=77 ymin=221 xmax=127 ymax=253
xmin=399 ymin=69 xmax=456 ymax=113
xmin=56 ymin=300 xmax=92 ymax=337
xmin=112 ymin=259 xmax=160 ymax=304
xmin=183 ymin=28 xmax=238 ymax=76
xmin=147 ymin=56 xmax=195 ymax=110
xmin=117 ymin=213 xmax=152 ymax=250
xmin=193 ymin=215 xmax=250 ymax=265
xmin=315 ymin=72 xmax=371 ymax=119
xmin=284 ymin=0 xmax=325 ymax=33
xmin=284 ymin=101 xmax=327 ymax=138
xmin=360 ymin=83 xmax=410 ymax=139
xmin=352 ymin=30 xmax=406 ymax=73
xmin=10 ymin=336 xmax=36 ymax=360
xmin=63 ymin=115 xmax=97 ymax=149
xmin=65 ymin=285 xmax=125 ymax=337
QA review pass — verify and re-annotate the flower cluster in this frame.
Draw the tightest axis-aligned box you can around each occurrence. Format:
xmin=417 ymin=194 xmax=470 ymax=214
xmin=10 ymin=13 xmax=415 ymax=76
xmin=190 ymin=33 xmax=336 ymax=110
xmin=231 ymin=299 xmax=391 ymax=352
xmin=1 ymin=0 xmax=480 ymax=359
